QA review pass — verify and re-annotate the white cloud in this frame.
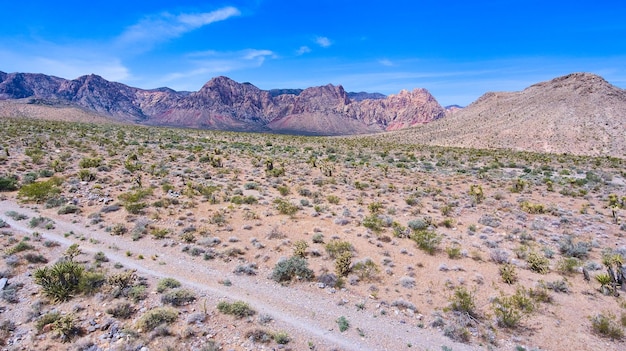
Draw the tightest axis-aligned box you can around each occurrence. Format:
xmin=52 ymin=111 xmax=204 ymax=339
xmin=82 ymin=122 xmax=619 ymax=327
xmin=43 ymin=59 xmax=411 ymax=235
xmin=116 ymin=6 xmax=241 ymax=50
xmin=315 ymin=36 xmax=332 ymax=48
xmin=378 ymin=59 xmax=394 ymax=67
xmin=296 ymin=46 xmax=311 ymax=55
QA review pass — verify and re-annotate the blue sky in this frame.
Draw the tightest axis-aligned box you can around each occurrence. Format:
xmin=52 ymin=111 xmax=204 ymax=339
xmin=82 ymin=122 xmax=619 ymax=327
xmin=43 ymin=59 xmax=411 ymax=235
xmin=1 ymin=0 xmax=624 ymax=106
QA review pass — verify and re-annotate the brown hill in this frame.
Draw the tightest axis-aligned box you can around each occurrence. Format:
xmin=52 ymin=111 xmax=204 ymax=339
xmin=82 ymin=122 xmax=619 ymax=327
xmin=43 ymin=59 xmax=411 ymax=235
xmin=0 ymin=71 xmax=445 ymax=135
xmin=383 ymin=73 xmax=626 ymax=157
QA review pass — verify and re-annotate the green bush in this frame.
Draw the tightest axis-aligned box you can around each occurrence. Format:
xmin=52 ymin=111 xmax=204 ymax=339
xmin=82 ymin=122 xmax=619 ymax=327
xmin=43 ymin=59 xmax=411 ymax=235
xmin=411 ymin=229 xmax=441 ymax=255
xmin=106 ymin=302 xmax=135 ymax=319
xmin=157 ymin=277 xmax=181 ymax=293
xmin=499 ymin=264 xmax=518 ymax=284
xmin=136 ymin=307 xmax=178 ymax=331
xmin=273 ymin=331 xmax=290 ymax=344
xmin=271 ymin=256 xmax=314 ymax=283
xmin=325 ymin=240 xmax=353 ymax=259
xmin=17 ymin=177 xmax=63 ymax=203
xmin=448 ymin=287 xmax=477 ymax=317
xmin=526 ymin=252 xmax=550 ymax=274
xmin=293 ymin=240 xmax=308 ymax=257
xmin=161 ymin=288 xmax=196 ymax=306
xmin=556 ymin=257 xmax=580 ymax=275
xmin=35 ymin=312 xmax=79 ymax=342
xmin=351 ymin=258 xmax=380 ymax=282
xmin=334 ymin=251 xmax=353 ymax=277
xmin=337 ymin=316 xmax=350 ymax=332
xmin=590 ymin=312 xmax=624 ymax=340
xmin=273 ymin=198 xmax=299 ymax=216
xmin=0 ymin=175 xmax=19 ymax=191
xmin=217 ymin=300 xmax=256 ymax=318
xmin=79 ymin=157 xmax=102 ymax=168
xmin=34 ymin=261 xmax=84 ymax=303
xmin=362 ymin=214 xmax=383 ymax=232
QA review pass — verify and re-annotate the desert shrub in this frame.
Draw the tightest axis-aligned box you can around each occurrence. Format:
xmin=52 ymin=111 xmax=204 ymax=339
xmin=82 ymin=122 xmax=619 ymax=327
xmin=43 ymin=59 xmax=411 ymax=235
xmin=245 ymin=329 xmax=273 ymax=343
xmin=36 ymin=312 xmax=62 ymax=332
xmin=106 ymin=302 xmax=135 ymax=319
xmin=44 ymin=195 xmax=67 ymax=209
xmin=234 ymin=262 xmax=258 ymax=276
xmin=101 ymin=204 xmax=121 ymax=213
xmin=1 ymin=284 xmax=20 ymax=303
xmin=556 ymin=257 xmax=580 ymax=275
xmin=161 ymin=288 xmax=196 ymax=306
xmin=334 ymin=252 xmax=353 ymax=277
xmin=271 ymin=256 xmax=314 ymax=283
xmin=28 ymin=216 xmax=54 ymax=229
xmin=351 ymin=258 xmax=380 ymax=281
xmin=492 ymin=295 xmax=523 ymax=328
xmin=336 ymin=316 xmax=350 ymax=332
xmin=277 ymin=185 xmax=290 ymax=196
xmin=78 ymin=271 xmax=106 ymax=295
xmin=93 ymin=251 xmax=108 ymax=263
xmin=448 ymin=287 xmax=477 ymax=317
xmin=106 ymin=270 xmax=137 ymax=298
xmin=57 ymin=205 xmax=80 ymax=215
xmin=150 ymin=227 xmax=170 ymax=239
xmin=24 ymin=253 xmax=48 ymax=264
xmin=273 ymin=331 xmax=290 ymax=344
xmin=559 ymin=236 xmax=592 ymax=259
xmin=499 ymin=264 xmax=518 ymax=284
xmin=110 ymin=223 xmax=127 ymax=236
xmin=318 ymin=273 xmax=339 ymax=287
xmin=273 ymin=198 xmax=299 ymax=216
xmin=79 ymin=157 xmax=101 ymax=168
xmin=590 ymin=312 xmax=624 ymax=340
xmin=541 ymin=279 xmax=570 ymax=293
xmin=490 ymin=248 xmax=510 ymax=264
xmin=362 ymin=214 xmax=383 ymax=232
xmin=5 ymin=210 xmax=27 ymax=220
xmin=217 ymin=300 xmax=256 ymax=318
xmin=312 ymin=233 xmax=324 ymax=243
xmin=77 ymin=169 xmax=96 ymax=182
xmin=327 ymin=195 xmax=340 ymax=204
xmin=17 ymin=177 xmax=62 ymax=203
xmin=124 ymin=202 xmax=147 ymax=215
xmin=157 ymin=278 xmax=181 ymax=293
xmin=128 ymin=285 xmax=148 ymax=302
xmin=6 ymin=240 xmax=33 ymax=255
xmin=293 ymin=240 xmax=308 ymax=257
xmin=446 ymin=244 xmax=462 ymax=259
xmin=325 ymin=240 xmax=353 ymax=259
xmin=520 ymin=201 xmax=545 ymax=214
xmin=411 ymin=229 xmax=441 ymax=255
xmin=407 ymin=218 xmax=429 ymax=231
xmin=36 ymin=312 xmax=80 ymax=342
xmin=136 ymin=307 xmax=179 ymax=331
xmin=0 ymin=175 xmax=19 ymax=191
xmin=33 ymin=261 xmax=84 ymax=303
xmin=478 ymin=214 xmax=501 ymax=228
xmin=526 ymin=252 xmax=550 ymax=274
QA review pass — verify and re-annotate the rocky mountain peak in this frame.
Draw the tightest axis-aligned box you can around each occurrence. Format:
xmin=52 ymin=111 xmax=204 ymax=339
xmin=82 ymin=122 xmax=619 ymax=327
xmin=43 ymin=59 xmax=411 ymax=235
xmin=0 ymin=70 xmax=445 ymax=135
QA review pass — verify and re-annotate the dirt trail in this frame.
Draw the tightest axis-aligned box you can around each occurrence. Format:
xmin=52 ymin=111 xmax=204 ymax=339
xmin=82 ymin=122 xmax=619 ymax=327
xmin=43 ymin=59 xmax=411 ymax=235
xmin=0 ymin=199 xmax=479 ymax=351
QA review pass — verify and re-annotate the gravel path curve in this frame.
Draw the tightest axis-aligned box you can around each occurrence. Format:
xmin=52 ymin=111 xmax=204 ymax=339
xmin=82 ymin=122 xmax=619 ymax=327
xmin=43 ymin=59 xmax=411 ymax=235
xmin=0 ymin=199 xmax=480 ymax=351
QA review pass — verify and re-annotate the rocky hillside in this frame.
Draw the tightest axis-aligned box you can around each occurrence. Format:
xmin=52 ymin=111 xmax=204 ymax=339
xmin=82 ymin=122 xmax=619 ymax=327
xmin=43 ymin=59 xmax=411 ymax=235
xmin=0 ymin=71 xmax=445 ymax=135
xmin=383 ymin=73 xmax=626 ymax=157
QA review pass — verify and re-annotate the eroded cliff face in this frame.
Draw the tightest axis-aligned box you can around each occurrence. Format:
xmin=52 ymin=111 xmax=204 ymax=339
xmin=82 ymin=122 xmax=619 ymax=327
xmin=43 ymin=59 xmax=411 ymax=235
xmin=0 ymin=71 xmax=445 ymax=135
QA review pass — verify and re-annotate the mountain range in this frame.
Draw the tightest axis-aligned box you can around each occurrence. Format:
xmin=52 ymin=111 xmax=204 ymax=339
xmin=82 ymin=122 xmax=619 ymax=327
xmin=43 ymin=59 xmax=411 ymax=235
xmin=0 ymin=71 xmax=444 ymax=135
xmin=1 ymin=70 xmax=625 ymax=157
